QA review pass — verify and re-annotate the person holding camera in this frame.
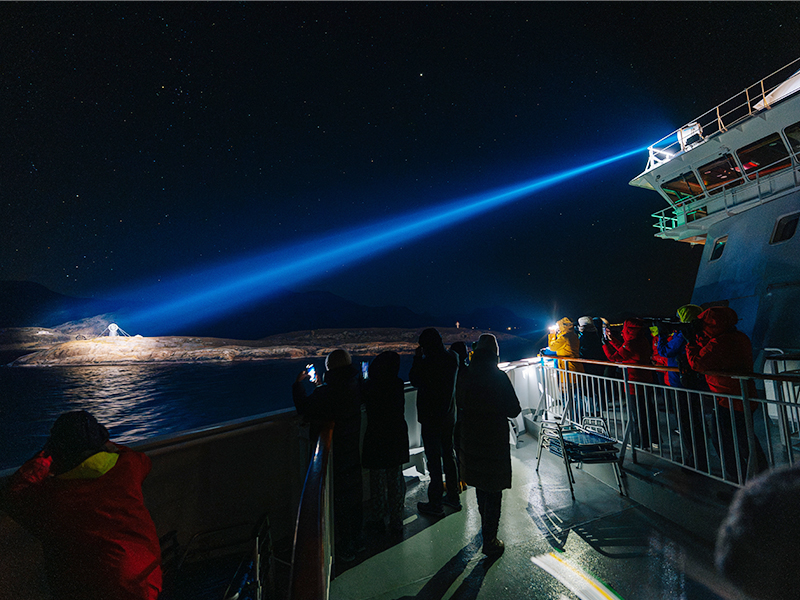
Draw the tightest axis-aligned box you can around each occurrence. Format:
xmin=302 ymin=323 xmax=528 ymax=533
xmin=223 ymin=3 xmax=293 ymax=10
xmin=656 ymin=304 xmax=709 ymax=471
xmin=603 ymin=318 xmax=659 ymax=449
xmin=293 ymin=348 xmax=364 ymax=561
xmin=685 ymin=307 xmax=767 ymax=482
xmin=0 ymin=410 xmax=162 ymax=600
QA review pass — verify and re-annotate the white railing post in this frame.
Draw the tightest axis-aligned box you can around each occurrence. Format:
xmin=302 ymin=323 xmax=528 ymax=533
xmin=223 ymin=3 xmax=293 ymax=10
xmin=535 ymin=356 xmax=549 ymax=421
xmin=618 ymin=367 xmax=634 ymax=466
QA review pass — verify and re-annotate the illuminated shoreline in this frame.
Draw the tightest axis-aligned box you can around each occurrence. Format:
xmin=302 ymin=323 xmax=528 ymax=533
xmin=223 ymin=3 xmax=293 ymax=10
xmin=4 ymin=327 xmax=522 ymax=367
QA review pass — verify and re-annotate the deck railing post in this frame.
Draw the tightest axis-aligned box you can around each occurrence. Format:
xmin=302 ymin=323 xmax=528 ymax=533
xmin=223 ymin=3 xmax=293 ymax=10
xmin=618 ymin=367 xmax=634 ymax=466
xmin=536 ymin=356 xmax=549 ymax=422
xmin=740 ymin=378 xmax=759 ymax=482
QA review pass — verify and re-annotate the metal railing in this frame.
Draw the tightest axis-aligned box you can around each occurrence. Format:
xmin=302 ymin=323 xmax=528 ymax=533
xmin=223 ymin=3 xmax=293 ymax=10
xmin=288 ymin=422 xmax=334 ymax=600
xmin=645 ymin=57 xmax=800 ymax=171
xmin=505 ymin=356 xmax=800 ymax=488
xmin=651 ymin=154 xmax=800 ymax=237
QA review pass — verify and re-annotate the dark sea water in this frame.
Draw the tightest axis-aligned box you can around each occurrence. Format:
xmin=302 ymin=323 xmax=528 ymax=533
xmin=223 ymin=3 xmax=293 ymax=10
xmin=0 ymin=338 xmax=537 ymax=472
xmin=0 ymin=360 xmax=310 ymax=472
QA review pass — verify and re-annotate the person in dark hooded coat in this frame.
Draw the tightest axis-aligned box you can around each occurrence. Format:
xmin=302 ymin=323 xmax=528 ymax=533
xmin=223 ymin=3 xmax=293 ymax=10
xmin=578 ymin=316 xmax=606 ymax=376
xmin=686 ymin=306 xmax=767 ymax=481
xmin=457 ymin=334 xmax=521 ymax=556
xmin=409 ymin=328 xmax=460 ymax=517
xmin=362 ymin=351 xmax=409 ymax=535
xmin=293 ymin=348 xmax=364 ymax=560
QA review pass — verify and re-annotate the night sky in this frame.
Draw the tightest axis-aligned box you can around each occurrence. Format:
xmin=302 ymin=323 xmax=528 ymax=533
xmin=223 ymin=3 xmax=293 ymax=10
xmin=4 ymin=2 xmax=800 ymax=331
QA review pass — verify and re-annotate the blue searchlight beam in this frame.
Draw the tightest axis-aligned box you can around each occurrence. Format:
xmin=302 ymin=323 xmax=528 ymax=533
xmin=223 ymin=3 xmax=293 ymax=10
xmin=119 ymin=146 xmax=646 ymax=334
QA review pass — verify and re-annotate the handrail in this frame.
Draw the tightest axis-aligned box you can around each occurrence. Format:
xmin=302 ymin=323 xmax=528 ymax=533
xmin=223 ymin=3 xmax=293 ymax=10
xmin=528 ymin=353 xmax=800 ymax=385
xmin=644 ymin=56 xmax=800 ymax=172
xmin=511 ymin=354 xmax=800 ymax=486
xmin=288 ymin=422 xmax=334 ymax=600
xmin=650 ymin=157 xmax=800 ymax=236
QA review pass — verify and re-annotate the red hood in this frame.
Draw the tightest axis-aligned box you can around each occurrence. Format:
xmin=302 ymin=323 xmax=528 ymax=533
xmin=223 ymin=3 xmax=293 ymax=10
xmin=622 ymin=319 xmax=648 ymax=343
xmin=698 ymin=306 xmax=739 ymax=338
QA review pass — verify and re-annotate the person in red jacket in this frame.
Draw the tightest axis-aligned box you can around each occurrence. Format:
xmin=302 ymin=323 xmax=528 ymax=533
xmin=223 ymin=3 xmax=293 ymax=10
xmin=603 ymin=318 xmax=659 ymax=450
xmin=686 ymin=306 xmax=767 ymax=482
xmin=0 ymin=410 xmax=162 ymax=600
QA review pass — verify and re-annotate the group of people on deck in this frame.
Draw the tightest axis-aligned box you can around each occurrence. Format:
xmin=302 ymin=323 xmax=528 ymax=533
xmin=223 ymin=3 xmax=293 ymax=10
xmin=0 ymin=307 xmax=780 ymax=599
xmin=292 ymin=328 xmax=520 ymax=563
xmin=540 ymin=304 xmax=767 ymax=482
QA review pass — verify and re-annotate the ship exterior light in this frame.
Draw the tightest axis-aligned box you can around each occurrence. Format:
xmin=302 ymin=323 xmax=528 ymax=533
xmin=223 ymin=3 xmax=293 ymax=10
xmin=678 ymin=122 xmax=704 ymax=151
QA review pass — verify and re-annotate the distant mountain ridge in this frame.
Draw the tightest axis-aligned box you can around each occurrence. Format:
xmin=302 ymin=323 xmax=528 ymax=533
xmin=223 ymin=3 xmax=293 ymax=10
xmin=0 ymin=280 xmax=540 ymax=339
xmin=0 ymin=281 xmax=117 ymax=328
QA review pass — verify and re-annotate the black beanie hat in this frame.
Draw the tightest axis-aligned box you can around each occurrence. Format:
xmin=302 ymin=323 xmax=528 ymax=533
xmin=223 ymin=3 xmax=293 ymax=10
xmin=45 ymin=410 xmax=109 ymax=472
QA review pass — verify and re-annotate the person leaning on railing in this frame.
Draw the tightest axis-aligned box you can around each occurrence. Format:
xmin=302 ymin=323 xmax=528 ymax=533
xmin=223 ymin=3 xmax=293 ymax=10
xmin=577 ymin=316 xmax=605 ymax=376
xmin=0 ymin=410 xmax=162 ymax=600
xmin=542 ymin=317 xmax=584 ymax=375
xmin=655 ymin=304 xmax=710 ymax=472
xmin=540 ymin=318 xmax=585 ymax=413
xmin=602 ymin=318 xmax=659 ymax=450
xmin=685 ymin=307 xmax=767 ymax=481
xmin=293 ymin=349 xmax=364 ymax=562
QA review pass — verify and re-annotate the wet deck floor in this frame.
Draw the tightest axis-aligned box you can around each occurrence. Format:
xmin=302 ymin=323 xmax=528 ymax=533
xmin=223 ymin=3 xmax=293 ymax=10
xmin=330 ymin=432 xmax=749 ymax=600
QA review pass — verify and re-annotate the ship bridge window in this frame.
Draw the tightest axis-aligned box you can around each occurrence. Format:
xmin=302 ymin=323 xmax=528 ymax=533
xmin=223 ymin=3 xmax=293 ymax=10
xmin=770 ymin=213 xmax=799 ymax=244
xmin=699 ymin=155 xmax=744 ymax=195
xmin=784 ymin=121 xmax=800 ymax=155
xmin=661 ymin=171 xmax=703 ymax=205
xmin=709 ymin=235 xmax=728 ymax=261
xmin=736 ymin=133 xmax=790 ymax=180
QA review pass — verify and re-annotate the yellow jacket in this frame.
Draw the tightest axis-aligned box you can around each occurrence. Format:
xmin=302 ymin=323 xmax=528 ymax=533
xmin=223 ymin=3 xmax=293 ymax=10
xmin=548 ymin=317 xmax=584 ymax=373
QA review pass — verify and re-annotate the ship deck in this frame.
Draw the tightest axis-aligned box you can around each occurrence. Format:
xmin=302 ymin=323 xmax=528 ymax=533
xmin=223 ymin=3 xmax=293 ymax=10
xmin=330 ymin=431 xmax=748 ymax=600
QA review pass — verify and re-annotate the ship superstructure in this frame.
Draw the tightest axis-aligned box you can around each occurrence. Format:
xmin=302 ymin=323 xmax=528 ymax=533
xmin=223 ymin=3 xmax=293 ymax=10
xmin=629 ymin=58 xmax=800 ymax=364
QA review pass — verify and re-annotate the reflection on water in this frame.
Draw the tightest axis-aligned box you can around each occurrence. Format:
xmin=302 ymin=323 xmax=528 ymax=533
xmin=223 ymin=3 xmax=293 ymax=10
xmin=0 ymin=339 xmax=537 ymax=472
xmin=0 ymin=360 xmax=311 ymax=472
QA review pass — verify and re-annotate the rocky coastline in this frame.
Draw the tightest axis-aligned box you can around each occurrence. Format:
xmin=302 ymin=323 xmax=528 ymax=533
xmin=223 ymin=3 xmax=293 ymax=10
xmin=2 ymin=326 xmax=524 ymax=367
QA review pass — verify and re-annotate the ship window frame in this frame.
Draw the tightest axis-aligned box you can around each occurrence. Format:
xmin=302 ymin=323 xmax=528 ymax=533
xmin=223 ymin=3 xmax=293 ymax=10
xmin=709 ymin=235 xmax=728 ymax=261
xmin=660 ymin=171 xmax=704 ymax=206
xmin=698 ymin=154 xmax=744 ymax=195
xmin=736 ymin=132 xmax=791 ymax=181
xmin=784 ymin=121 xmax=800 ymax=156
xmin=770 ymin=213 xmax=799 ymax=245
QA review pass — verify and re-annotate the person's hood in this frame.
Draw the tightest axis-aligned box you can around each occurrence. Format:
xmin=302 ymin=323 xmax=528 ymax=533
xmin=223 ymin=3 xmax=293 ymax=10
xmin=368 ymin=351 xmax=400 ymax=382
xmin=470 ymin=347 xmax=499 ymax=368
xmin=578 ymin=316 xmax=597 ymax=333
xmin=622 ymin=319 xmax=648 ymax=343
xmin=557 ymin=317 xmax=574 ymax=334
xmin=476 ymin=333 xmax=499 ymax=356
xmin=677 ymin=304 xmax=703 ymax=323
xmin=698 ymin=306 xmax=739 ymax=337
xmin=45 ymin=410 xmax=110 ymax=475
xmin=418 ymin=328 xmax=444 ymax=353
xmin=57 ymin=451 xmax=119 ymax=480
